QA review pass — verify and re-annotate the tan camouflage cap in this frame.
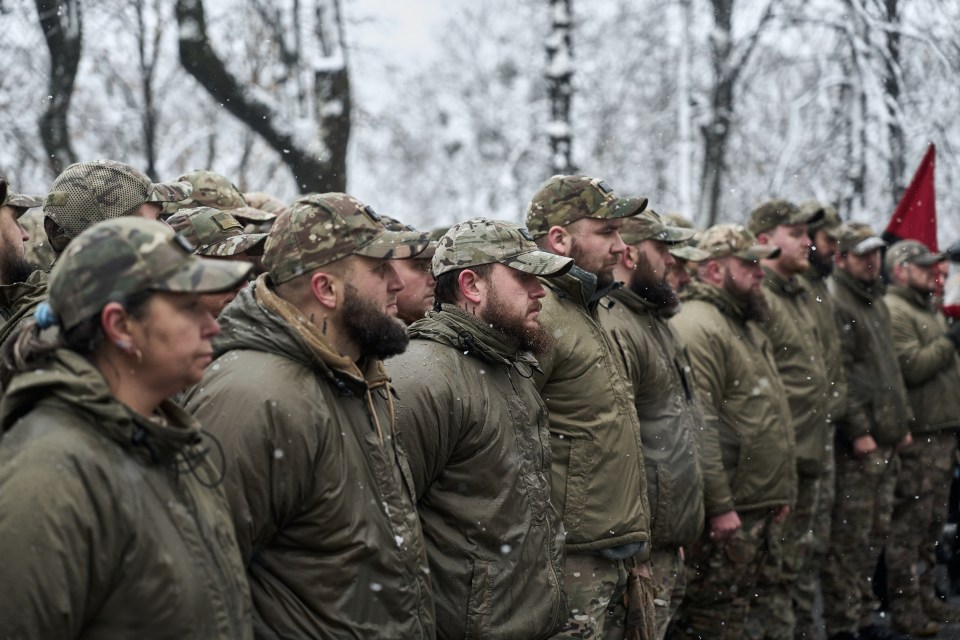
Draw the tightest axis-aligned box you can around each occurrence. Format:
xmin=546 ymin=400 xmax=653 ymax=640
xmin=243 ymin=192 xmax=288 ymax=216
xmin=381 ymin=215 xmax=437 ymax=259
xmin=166 ymin=207 xmax=267 ymax=257
xmin=669 ymin=244 xmax=710 ymax=262
xmin=748 ymin=198 xmax=823 ymax=235
xmin=884 ymin=239 xmax=944 ymax=272
xmin=48 ymin=217 xmax=251 ymax=331
xmin=525 ymin=175 xmax=647 ymax=238
xmin=263 ymin=193 xmax=430 ymax=284
xmin=802 ymin=201 xmax=843 ymax=240
xmin=619 ymin=209 xmax=696 ymax=245
xmin=698 ymin=223 xmax=781 ymax=261
xmin=230 ymin=205 xmax=277 ymax=224
xmin=44 ymin=160 xmax=191 ymax=243
xmin=176 ymin=170 xmax=248 ymax=210
xmin=838 ymin=222 xmax=887 ymax=255
xmin=1 ymin=180 xmax=45 ymax=219
xmin=433 ymin=217 xmax=573 ymax=277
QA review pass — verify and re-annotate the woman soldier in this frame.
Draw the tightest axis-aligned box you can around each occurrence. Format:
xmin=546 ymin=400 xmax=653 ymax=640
xmin=0 ymin=217 xmax=253 ymax=639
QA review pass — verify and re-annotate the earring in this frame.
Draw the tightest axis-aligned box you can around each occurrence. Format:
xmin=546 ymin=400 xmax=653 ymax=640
xmin=133 ymin=348 xmax=143 ymax=365
xmin=115 ymin=340 xmax=130 ymax=350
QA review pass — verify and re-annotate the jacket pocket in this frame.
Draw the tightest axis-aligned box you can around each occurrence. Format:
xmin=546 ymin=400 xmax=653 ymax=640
xmin=563 ymin=437 xmax=599 ymax=538
xmin=464 ymin=560 xmax=493 ymax=639
xmin=649 ymin=463 xmax=672 ymax=545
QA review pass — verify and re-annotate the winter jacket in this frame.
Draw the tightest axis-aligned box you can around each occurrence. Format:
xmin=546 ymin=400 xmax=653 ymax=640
xmin=533 ymin=268 xmax=652 ymax=556
xmin=671 ymin=281 xmax=796 ymax=516
xmin=884 ymin=284 xmax=960 ymax=433
xmin=805 ymin=268 xmax=848 ymax=425
xmin=0 ymin=349 xmax=252 ymax=640
xmin=0 ymin=269 xmax=47 ymax=349
xmin=183 ymin=276 xmax=435 ymax=640
xmin=389 ymin=306 xmax=566 ymax=640
xmin=829 ymin=270 xmax=912 ymax=447
xmin=760 ymin=269 xmax=831 ymax=477
xmin=599 ymin=288 xmax=705 ymax=547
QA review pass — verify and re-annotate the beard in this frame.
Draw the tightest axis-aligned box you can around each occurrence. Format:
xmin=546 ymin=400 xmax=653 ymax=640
xmin=570 ymin=241 xmax=615 ymax=289
xmin=341 ymin=284 xmax=410 ymax=360
xmin=808 ymin=247 xmax=834 ymax=277
xmin=629 ymin=251 xmax=678 ymax=310
xmin=723 ymin=271 xmax=769 ymax=323
xmin=0 ymin=247 xmax=33 ymax=286
xmin=481 ymin=289 xmax=555 ymax=357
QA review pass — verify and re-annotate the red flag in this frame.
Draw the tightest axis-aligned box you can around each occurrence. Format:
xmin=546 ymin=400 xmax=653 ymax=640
xmin=884 ymin=143 xmax=938 ymax=251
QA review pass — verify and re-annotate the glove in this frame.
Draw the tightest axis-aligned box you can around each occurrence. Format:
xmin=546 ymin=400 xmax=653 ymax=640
xmin=946 ymin=322 xmax=960 ymax=348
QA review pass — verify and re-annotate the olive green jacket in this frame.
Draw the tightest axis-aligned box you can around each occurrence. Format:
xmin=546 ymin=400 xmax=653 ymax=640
xmin=534 ymin=268 xmax=652 ymax=556
xmin=390 ymin=306 xmax=566 ymax=640
xmin=884 ymin=285 xmax=960 ymax=433
xmin=0 ymin=350 xmax=252 ymax=639
xmin=671 ymin=281 xmax=796 ymax=516
xmin=183 ymin=278 xmax=435 ymax=640
xmin=805 ymin=268 xmax=848 ymax=426
xmin=760 ymin=269 xmax=831 ymax=477
xmin=829 ymin=270 xmax=912 ymax=447
xmin=0 ymin=269 xmax=48 ymax=349
xmin=600 ymin=288 xmax=706 ymax=547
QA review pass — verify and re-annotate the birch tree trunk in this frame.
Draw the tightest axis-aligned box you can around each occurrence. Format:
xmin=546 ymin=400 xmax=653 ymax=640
xmin=546 ymin=0 xmax=575 ymax=175
xmin=677 ymin=0 xmax=694 ymax=219
xmin=35 ymin=0 xmax=81 ymax=175
xmin=882 ymin=0 xmax=905 ymax=203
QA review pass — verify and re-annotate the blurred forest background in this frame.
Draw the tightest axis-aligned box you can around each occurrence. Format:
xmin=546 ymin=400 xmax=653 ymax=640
xmin=2 ymin=0 xmax=960 ymax=240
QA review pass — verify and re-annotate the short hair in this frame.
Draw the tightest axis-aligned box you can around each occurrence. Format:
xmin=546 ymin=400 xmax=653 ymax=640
xmin=433 ymin=264 xmax=494 ymax=307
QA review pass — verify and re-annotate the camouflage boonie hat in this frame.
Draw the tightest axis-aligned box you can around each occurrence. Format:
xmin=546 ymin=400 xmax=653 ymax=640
xmin=175 ymin=170 xmax=248 ymax=210
xmin=44 ymin=160 xmax=191 ymax=241
xmin=167 ymin=207 xmax=267 ymax=257
xmin=748 ymin=198 xmax=823 ymax=235
xmin=433 ymin=217 xmax=573 ymax=277
xmin=525 ymin=175 xmax=647 ymax=238
xmin=802 ymin=201 xmax=843 ymax=240
xmin=381 ymin=215 xmax=437 ymax=259
xmin=838 ymin=222 xmax=887 ymax=255
xmin=1 ymin=180 xmax=45 ymax=219
xmin=884 ymin=239 xmax=944 ymax=272
xmin=263 ymin=193 xmax=430 ymax=284
xmin=698 ymin=223 xmax=781 ymax=261
xmin=48 ymin=217 xmax=251 ymax=331
xmin=619 ymin=209 xmax=696 ymax=245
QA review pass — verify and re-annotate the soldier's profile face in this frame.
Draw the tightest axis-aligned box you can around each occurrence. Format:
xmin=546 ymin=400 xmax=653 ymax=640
xmin=903 ymin=261 xmax=939 ymax=295
xmin=344 ymin=255 xmax=406 ymax=317
xmin=478 ymin=263 xmax=552 ymax=355
xmin=839 ymin=248 xmax=881 ymax=284
xmin=0 ymin=205 xmax=32 ymax=285
xmin=393 ymin=257 xmax=435 ymax=324
xmin=766 ymin=223 xmax=811 ymax=274
xmin=566 ymin=218 xmax=626 ymax=285
xmin=635 ymin=239 xmax=675 ymax=284
xmin=721 ymin=256 xmax=763 ymax=300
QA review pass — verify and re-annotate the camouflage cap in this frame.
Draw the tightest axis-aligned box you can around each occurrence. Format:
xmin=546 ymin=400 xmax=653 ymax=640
xmin=49 ymin=217 xmax=251 ymax=331
xmin=802 ymin=201 xmax=843 ymax=240
xmin=176 ymin=170 xmax=248 ymax=210
xmin=166 ymin=207 xmax=267 ymax=257
xmin=698 ymin=223 xmax=781 ymax=261
xmin=838 ymin=222 xmax=887 ymax=255
xmin=380 ymin=215 xmax=437 ymax=260
xmin=433 ymin=217 xmax=573 ymax=277
xmin=45 ymin=160 xmax=191 ymax=241
xmin=2 ymin=184 xmax=45 ymax=219
xmin=243 ymin=192 xmax=288 ymax=216
xmin=669 ymin=244 xmax=710 ymax=262
xmin=230 ymin=205 xmax=277 ymax=223
xmin=748 ymin=198 xmax=823 ymax=236
xmin=619 ymin=209 xmax=696 ymax=245
xmin=263 ymin=193 xmax=430 ymax=284
xmin=884 ymin=239 xmax=945 ymax=272
xmin=525 ymin=175 xmax=647 ymax=238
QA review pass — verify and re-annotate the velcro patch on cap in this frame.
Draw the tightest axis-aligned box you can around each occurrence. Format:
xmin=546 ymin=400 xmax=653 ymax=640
xmin=363 ymin=205 xmax=381 ymax=222
xmin=46 ymin=192 xmax=69 ymax=207
xmin=212 ymin=211 xmax=243 ymax=231
xmin=519 ymin=227 xmax=535 ymax=241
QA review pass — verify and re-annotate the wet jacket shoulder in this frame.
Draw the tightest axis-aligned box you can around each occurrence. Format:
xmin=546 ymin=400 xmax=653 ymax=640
xmin=884 ymin=285 xmax=960 ymax=432
xmin=805 ymin=270 xmax=848 ymax=425
xmin=389 ymin=305 xmax=566 ymax=640
xmin=599 ymin=288 xmax=705 ymax=547
xmin=183 ymin=277 xmax=435 ymax=640
xmin=829 ymin=271 xmax=912 ymax=446
xmin=0 ymin=350 xmax=252 ymax=640
xmin=670 ymin=281 xmax=796 ymax=516
xmin=533 ymin=268 xmax=651 ymax=555
xmin=760 ymin=269 xmax=831 ymax=477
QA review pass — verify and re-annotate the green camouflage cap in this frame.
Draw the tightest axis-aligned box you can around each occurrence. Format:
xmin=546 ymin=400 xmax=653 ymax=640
xmin=2 ymin=185 xmax=45 ymax=219
xmin=698 ymin=223 xmax=781 ymax=261
xmin=838 ymin=222 xmax=887 ymax=255
xmin=884 ymin=239 xmax=944 ymax=272
xmin=243 ymin=192 xmax=288 ymax=216
xmin=49 ymin=217 xmax=251 ymax=331
xmin=619 ymin=208 xmax=696 ymax=245
xmin=263 ymin=193 xmax=430 ymax=284
xmin=231 ymin=205 xmax=277 ymax=223
xmin=166 ymin=207 xmax=267 ymax=257
xmin=176 ymin=170 xmax=248 ymax=210
xmin=525 ymin=175 xmax=647 ymax=238
xmin=748 ymin=198 xmax=823 ymax=235
xmin=669 ymin=244 xmax=710 ymax=262
xmin=433 ymin=217 xmax=573 ymax=277
xmin=802 ymin=200 xmax=843 ymax=240
xmin=381 ymin=215 xmax=437 ymax=259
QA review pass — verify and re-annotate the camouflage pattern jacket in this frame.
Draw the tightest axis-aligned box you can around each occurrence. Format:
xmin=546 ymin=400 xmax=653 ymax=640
xmin=390 ymin=306 xmax=566 ymax=640
xmin=599 ymin=288 xmax=706 ymax=548
xmin=184 ymin=277 xmax=435 ymax=640
xmin=0 ymin=350 xmax=252 ymax=639
xmin=829 ymin=270 xmax=912 ymax=447
xmin=760 ymin=269 xmax=831 ymax=477
xmin=885 ymin=284 xmax=960 ymax=433
xmin=805 ymin=268 xmax=848 ymax=429
xmin=671 ymin=281 xmax=796 ymax=516
xmin=533 ymin=268 xmax=652 ymax=557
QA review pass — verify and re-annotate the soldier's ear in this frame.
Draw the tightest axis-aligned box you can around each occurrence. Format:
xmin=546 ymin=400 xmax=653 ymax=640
xmin=457 ymin=269 xmax=483 ymax=305
xmin=544 ymin=226 xmax=572 ymax=257
xmin=310 ymin=271 xmax=340 ymax=310
xmin=756 ymin=231 xmax=773 ymax=246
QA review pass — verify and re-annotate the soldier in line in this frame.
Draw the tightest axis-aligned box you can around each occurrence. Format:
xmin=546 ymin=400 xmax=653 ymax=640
xmin=382 ymin=215 xmax=438 ymax=325
xmin=822 ymin=223 xmax=912 ymax=640
xmin=183 ymin=194 xmax=436 ymax=639
xmin=884 ymin=240 xmax=960 ymax=637
xmin=669 ymin=224 xmax=795 ymax=640
xmin=746 ymin=199 xmax=829 ymax=640
xmin=390 ymin=218 xmax=572 ymax=640
xmin=599 ymin=210 xmax=707 ymax=638
xmin=526 ymin=175 xmax=658 ymax=639
xmin=0 ymin=180 xmax=45 ymax=333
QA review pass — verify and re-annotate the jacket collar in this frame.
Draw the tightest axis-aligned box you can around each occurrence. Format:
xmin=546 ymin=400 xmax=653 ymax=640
xmin=833 ymin=268 xmax=884 ymax=303
xmin=888 ymin=283 xmax=935 ymax=311
xmin=608 ymin=286 xmax=669 ymax=318
xmin=683 ymin=280 xmax=748 ymax=322
xmin=545 ymin=266 xmax=619 ymax=312
xmin=763 ymin=267 xmax=806 ymax=297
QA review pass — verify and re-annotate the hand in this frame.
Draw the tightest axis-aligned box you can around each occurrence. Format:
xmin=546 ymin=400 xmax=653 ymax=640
xmin=709 ymin=510 xmax=741 ymax=541
xmin=852 ymin=434 xmax=877 ymax=457
xmin=898 ymin=432 xmax=913 ymax=449
xmin=773 ymin=504 xmax=791 ymax=523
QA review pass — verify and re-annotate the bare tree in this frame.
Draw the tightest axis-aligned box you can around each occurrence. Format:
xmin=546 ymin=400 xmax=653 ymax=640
xmin=35 ymin=0 xmax=81 ymax=174
xmin=546 ymin=0 xmax=575 ymax=174
xmin=881 ymin=0 xmax=905 ymax=201
xmin=175 ymin=0 xmax=350 ymax=193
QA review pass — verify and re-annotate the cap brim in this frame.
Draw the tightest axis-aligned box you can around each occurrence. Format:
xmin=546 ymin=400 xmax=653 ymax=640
xmin=796 ymin=207 xmax=825 ymax=226
xmin=201 ymin=233 xmax=268 ymax=258
xmin=356 ymin=229 xmax=431 ymax=259
xmin=607 ymin=196 xmax=648 ymax=219
xmin=669 ymin=245 xmax=710 ymax=261
xmin=823 ymin=225 xmax=844 ymax=241
xmin=6 ymin=193 xmax=44 ymax=210
xmin=658 ymin=226 xmax=697 ymax=244
xmin=417 ymin=242 xmax=438 ymax=260
xmin=504 ymin=249 xmax=574 ymax=277
xmin=152 ymin=254 xmax=252 ymax=294
xmin=852 ymin=237 xmax=888 ymax=255
xmin=737 ymin=245 xmax=781 ymax=261
xmin=911 ymin=252 xmax=946 ymax=266
xmin=231 ymin=206 xmax=278 ymax=222
xmin=147 ymin=181 xmax=193 ymax=203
